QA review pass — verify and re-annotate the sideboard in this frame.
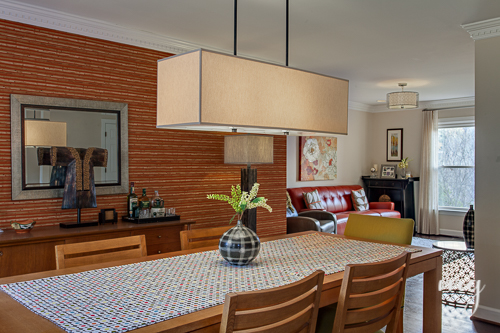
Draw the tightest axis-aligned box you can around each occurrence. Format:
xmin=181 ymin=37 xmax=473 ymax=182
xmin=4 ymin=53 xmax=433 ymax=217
xmin=0 ymin=220 xmax=195 ymax=278
xmin=361 ymin=176 xmax=419 ymax=221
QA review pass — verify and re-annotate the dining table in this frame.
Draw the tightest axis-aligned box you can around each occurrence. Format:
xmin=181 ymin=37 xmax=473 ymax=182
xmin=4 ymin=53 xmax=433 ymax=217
xmin=0 ymin=231 xmax=442 ymax=333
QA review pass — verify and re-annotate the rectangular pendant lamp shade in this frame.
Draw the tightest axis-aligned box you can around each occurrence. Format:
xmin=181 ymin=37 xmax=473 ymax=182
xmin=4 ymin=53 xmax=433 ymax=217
xmin=24 ymin=120 xmax=67 ymax=147
xmin=157 ymin=49 xmax=349 ymax=136
xmin=224 ymin=135 xmax=273 ymax=165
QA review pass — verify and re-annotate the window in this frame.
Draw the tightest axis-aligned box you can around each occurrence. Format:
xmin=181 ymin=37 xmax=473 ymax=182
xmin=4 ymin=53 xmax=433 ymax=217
xmin=438 ymin=117 xmax=475 ymax=210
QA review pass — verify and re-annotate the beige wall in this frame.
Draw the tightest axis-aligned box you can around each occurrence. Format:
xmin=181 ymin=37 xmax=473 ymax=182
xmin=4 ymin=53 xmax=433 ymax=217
xmin=367 ymin=109 xmax=423 ymax=177
xmin=474 ymin=35 xmax=500 ymax=323
xmin=287 ymin=109 xmax=369 ymax=188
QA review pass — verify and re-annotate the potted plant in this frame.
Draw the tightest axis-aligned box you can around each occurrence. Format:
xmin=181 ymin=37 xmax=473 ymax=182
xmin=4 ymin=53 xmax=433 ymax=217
xmin=207 ymin=183 xmax=272 ymax=265
xmin=398 ymin=157 xmax=412 ymax=179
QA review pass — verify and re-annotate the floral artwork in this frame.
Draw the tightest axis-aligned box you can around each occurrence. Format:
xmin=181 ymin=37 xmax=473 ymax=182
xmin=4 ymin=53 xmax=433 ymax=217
xmin=299 ymin=136 xmax=337 ymax=181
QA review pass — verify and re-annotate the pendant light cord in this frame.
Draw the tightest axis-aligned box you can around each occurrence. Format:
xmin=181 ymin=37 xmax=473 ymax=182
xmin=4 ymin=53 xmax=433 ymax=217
xmin=234 ymin=0 xmax=289 ymax=66
xmin=234 ymin=0 xmax=237 ymax=56
xmin=286 ymin=0 xmax=289 ymax=66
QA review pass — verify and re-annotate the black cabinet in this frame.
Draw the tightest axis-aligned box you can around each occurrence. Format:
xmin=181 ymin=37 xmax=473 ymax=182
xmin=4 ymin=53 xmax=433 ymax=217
xmin=361 ymin=176 xmax=419 ymax=220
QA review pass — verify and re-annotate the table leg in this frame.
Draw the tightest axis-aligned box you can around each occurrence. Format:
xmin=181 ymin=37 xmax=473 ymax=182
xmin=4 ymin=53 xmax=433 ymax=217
xmin=423 ymin=256 xmax=442 ymax=332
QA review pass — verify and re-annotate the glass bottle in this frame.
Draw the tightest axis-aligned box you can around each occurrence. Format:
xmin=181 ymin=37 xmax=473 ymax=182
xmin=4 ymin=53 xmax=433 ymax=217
xmin=138 ymin=188 xmax=151 ymax=219
xmin=126 ymin=182 xmax=138 ymax=219
xmin=150 ymin=190 xmax=165 ymax=217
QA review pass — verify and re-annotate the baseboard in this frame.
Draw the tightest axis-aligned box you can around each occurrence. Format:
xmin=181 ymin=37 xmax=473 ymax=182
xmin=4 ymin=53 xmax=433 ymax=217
xmin=471 ymin=305 xmax=500 ymax=326
xmin=439 ymin=229 xmax=463 ymax=238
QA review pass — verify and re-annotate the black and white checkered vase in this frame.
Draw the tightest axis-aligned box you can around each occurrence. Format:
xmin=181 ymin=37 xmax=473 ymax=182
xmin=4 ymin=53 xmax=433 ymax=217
xmin=463 ymin=204 xmax=474 ymax=249
xmin=219 ymin=220 xmax=261 ymax=265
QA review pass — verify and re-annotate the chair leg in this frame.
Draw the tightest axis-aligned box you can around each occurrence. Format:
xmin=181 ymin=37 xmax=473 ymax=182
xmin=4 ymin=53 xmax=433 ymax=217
xmin=397 ymin=310 xmax=404 ymax=333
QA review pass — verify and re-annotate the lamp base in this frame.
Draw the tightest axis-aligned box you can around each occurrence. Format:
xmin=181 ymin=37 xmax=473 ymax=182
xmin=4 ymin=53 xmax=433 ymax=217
xmin=241 ymin=166 xmax=257 ymax=233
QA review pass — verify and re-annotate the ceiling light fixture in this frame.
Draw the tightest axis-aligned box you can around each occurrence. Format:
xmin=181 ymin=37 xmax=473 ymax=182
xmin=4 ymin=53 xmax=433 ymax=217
xmin=156 ymin=1 xmax=349 ymax=136
xmin=387 ymin=83 xmax=419 ymax=109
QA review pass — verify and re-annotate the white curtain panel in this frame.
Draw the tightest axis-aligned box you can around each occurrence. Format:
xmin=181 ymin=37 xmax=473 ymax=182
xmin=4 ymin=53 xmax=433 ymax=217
xmin=418 ymin=110 xmax=440 ymax=234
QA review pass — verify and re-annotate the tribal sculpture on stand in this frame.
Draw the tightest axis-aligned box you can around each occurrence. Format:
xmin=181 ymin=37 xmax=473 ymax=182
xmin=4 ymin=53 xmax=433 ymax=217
xmin=38 ymin=147 xmax=108 ymax=228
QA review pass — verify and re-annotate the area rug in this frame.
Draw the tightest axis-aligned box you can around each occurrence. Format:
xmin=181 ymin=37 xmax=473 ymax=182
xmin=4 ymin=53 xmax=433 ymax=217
xmin=411 ymin=237 xmax=435 ymax=248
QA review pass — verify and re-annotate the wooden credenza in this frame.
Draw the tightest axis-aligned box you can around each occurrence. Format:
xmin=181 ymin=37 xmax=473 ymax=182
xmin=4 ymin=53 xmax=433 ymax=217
xmin=361 ymin=176 xmax=419 ymax=220
xmin=0 ymin=220 xmax=195 ymax=278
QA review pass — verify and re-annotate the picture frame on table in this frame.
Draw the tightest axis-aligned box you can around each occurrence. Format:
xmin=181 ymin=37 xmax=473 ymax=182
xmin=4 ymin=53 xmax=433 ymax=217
xmin=380 ymin=164 xmax=397 ymax=179
xmin=386 ymin=128 xmax=403 ymax=162
xmin=99 ymin=208 xmax=117 ymax=224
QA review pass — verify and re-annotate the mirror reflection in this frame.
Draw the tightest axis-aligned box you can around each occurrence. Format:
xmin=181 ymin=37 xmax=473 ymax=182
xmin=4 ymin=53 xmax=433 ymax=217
xmin=23 ymin=107 xmax=120 ymax=189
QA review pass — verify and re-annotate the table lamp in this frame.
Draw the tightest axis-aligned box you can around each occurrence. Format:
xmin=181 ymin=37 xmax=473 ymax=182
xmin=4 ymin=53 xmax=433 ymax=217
xmin=224 ymin=135 xmax=274 ymax=232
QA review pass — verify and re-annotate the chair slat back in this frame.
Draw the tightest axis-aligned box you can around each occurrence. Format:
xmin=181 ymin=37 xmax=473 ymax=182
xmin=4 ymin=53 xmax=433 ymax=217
xmin=180 ymin=225 xmax=232 ymax=250
xmin=332 ymin=252 xmax=411 ymax=333
xmin=350 ymin=265 xmax=405 ymax=294
xmin=55 ymin=235 xmax=147 ymax=269
xmin=220 ymin=270 xmax=325 ymax=333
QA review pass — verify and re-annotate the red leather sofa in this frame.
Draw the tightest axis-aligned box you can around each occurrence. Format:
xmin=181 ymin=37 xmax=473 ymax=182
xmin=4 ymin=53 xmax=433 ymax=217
xmin=287 ymin=185 xmax=400 ymax=234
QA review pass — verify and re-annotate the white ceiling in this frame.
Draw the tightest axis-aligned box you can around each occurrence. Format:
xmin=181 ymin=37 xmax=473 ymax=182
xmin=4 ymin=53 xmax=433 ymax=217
xmin=5 ymin=0 xmax=500 ymax=108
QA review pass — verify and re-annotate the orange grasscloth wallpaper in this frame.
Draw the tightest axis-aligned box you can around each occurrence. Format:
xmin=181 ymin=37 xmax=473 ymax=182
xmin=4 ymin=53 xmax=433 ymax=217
xmin=0 ymin=19 xmax=286 ymax=236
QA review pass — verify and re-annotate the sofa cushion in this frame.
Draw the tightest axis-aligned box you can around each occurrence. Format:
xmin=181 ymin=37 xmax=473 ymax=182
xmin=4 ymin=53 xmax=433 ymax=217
xmin=303 ymin=190 xmax=325 ymax=210
xmin=351 ymin=188 xmax=369 ymax=211
xmin=369 ymin=209 xmax=401 ymax=219
xmin=286 ymin=192 xmax=298 ymax=217
xmin=286 ymin=207 xmax=298 ymax=218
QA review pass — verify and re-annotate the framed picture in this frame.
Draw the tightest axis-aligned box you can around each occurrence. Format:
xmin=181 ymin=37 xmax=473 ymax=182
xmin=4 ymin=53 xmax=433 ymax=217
xmin=99 ymin=208 xmax=117 ymax=224
xmin=387 ymin=128 xmax=403 ymax=162
xmin=299 ymin=136 xmax=338 ymax=181
xmin=380 ymin=164 xmax=396 ymax=179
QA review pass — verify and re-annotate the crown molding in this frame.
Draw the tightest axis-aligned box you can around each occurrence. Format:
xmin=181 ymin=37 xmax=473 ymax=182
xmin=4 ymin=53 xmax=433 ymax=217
xmin=348 ymin=101 xmax=370 ymax=112
xmin=462 ymin=17 xmax=500 ymax=41
xmin=367 ymin=96 xmax=475 ymax=113
xmin=0 ymin=0 xmax=283 ymax=65
xmin=0 ymin=0 xmax=195 ymax=54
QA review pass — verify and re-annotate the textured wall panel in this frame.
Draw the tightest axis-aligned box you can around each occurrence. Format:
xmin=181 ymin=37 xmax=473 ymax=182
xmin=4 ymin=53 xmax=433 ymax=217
xmin=0 ymin=20 xmax=286 ymax=237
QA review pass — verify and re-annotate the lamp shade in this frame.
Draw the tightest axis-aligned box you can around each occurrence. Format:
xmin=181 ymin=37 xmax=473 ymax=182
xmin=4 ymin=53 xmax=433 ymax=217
xmin=224 ymin=135 xmax=273 ymax=165
xmin=157 ymin=49 xmax=349 ymax=136
xmin=25 ymin=120 xmax=67 ymax=147
xmin=387 ymin=91 xmax=419 ymax=109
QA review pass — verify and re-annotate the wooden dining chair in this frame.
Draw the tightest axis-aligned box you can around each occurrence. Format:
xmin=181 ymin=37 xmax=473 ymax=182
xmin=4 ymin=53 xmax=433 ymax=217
xmin=180 ymin=225 xmax=232 ymax=250
xmin=317 ymin=215 xmax=414 ymax=333
xmin=220 ymin=270 xmax=325 ymax=333
xmin=331 ymin=251 xmax=411 ymax=333
xmin=55 ymin=235 xmax=147 ymax=269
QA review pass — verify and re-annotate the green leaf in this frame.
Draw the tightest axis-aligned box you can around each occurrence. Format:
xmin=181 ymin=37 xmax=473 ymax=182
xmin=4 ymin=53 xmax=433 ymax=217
xmin=229 ymin=213 xmax=238 ymax=224
xmin=240 ymin=203 xmax=247 ymax=211
xmin=251 ymin=197 xmax=263 ymax=204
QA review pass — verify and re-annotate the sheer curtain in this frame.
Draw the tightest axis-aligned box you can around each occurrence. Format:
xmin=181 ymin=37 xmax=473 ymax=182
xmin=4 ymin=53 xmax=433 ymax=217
xmin=418 ymin=110 xmax=440 ymax=234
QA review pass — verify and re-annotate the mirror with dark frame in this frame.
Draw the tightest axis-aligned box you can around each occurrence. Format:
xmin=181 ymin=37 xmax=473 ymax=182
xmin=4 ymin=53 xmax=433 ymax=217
xmin=11 ymin=95 xmax=129 ymax=200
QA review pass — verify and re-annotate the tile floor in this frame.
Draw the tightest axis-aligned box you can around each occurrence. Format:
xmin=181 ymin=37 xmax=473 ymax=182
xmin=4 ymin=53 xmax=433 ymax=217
xmin=403 ymin=234 xmax=499 ymax=333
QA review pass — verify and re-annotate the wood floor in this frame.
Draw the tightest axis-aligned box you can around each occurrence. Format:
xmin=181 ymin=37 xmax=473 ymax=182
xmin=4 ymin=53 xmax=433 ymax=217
xmin=403 ymin=234 xmax=499 ymax=333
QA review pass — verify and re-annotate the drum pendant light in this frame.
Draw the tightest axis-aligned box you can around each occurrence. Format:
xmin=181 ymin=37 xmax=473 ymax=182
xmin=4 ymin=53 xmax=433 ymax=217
xmin=387 ymin=83 xmax=419 ymax=109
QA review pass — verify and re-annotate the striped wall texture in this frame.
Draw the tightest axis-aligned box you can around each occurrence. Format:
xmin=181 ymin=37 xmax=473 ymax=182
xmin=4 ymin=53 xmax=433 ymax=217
xmin=0 ymin=19 xmax=287 ymax=237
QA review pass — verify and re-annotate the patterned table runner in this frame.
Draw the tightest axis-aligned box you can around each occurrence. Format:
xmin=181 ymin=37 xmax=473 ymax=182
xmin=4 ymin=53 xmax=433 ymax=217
xmin=1 ymin=234 xmax=419 ymax=333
